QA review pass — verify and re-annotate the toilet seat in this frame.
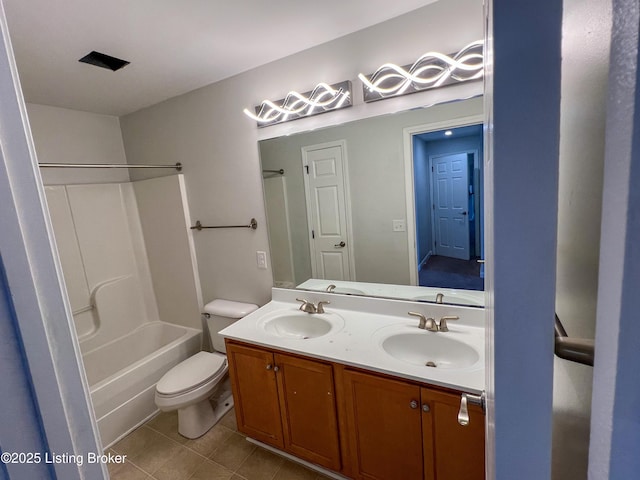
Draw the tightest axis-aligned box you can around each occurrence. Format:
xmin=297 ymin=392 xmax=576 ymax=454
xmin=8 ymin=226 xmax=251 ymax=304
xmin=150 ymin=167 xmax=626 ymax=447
xmin=156 ymin=351 xmax=227 ymax=397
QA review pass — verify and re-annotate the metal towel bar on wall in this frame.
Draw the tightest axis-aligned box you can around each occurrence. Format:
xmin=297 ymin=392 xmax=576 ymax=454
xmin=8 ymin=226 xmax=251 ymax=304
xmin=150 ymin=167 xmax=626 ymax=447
xmin=190 ymin=219 xmax=258 ymax=231
xmin=554 ymin=314 xmax=594 ymax=366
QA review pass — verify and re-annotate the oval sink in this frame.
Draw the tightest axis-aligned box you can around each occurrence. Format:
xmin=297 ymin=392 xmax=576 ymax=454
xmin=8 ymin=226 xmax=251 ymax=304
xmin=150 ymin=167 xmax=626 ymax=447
xmin=382 ymin=333 xmax=480 ymax=369
xmin=333 ymin=287 xmax=365 ymax=295
xmin=262 ymin=312 xmax=343 ymax=339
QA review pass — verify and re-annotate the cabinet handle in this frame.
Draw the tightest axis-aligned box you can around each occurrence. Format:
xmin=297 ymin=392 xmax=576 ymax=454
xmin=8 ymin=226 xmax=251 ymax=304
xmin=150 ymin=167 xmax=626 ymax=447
xmin=266 ymin=364 xmax=272 ymax=370
xmin=458 ymin=394 xmax=470 ymax=426
xmin=274 ymin=366 xmax=280 ymax=372
xmin=410 ymin=400 xmax=418 ymax=409
xmin=422 ymin=403 xmax=430 ymax=413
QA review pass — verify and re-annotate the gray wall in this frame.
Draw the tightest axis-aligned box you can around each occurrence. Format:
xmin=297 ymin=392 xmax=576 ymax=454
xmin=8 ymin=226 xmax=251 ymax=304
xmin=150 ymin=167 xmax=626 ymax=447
xmin=26 ymin=103 xmax=129 ymax=185
xmin=413 ymin=136 xmax=432 ymax=265
xmin=553 ymin=0 xmax=611 ymax=477
xmin=259 ymin=98 xmax=483 ymax=286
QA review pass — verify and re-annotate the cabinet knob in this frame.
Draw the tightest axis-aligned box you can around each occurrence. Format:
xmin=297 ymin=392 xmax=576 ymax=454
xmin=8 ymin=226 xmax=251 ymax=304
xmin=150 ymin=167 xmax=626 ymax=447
xmin=274 ymin=366 xmax=280 ymax=372
xmin=266 ymin=364 xmax=272 ymax=370
xmin=410 ymin=400 xmax=418 ymax=409
xmin=422 ymin=404 xmax=430 ymax=413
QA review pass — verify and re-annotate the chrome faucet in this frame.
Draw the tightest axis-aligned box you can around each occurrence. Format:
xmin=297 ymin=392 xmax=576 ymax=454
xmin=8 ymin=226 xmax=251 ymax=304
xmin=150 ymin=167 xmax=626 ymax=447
xmin=408 ymin=312 xmax=459 ymax=332
xmin=409 ymin=312 xmax=438 ymax=332
xmin=326 ymin=284 xmax=337 ymax=293
xmin=438 ymin=315 xmax=459 ymax=332
xmin=296 ymin=298 xmax=330 ymax=314
xmin=435 ymin=293 xmax=444 ymax=304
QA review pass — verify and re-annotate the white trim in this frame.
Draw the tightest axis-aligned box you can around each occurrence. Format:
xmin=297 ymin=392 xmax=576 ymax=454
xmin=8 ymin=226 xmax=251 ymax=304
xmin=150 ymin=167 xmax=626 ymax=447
xmin=403 ymin=114 xmax=484 ymax=285
xmin=0 ymin=6 xmax=105 ymax=479
xmin=418 ymin=250 xmax=432 ymax=271
xmin=301 ymin=140 xmax=356 ymax=281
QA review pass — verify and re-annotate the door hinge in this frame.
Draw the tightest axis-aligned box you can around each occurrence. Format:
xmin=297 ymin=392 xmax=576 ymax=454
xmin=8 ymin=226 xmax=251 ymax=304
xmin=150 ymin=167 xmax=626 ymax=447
xmin=305 ymin=165 xmax=309 ymax=174
xmin=311 ymin=229 xmax=315 ymax=239
xmin=431 ymin=165 xmax=434 ymax=172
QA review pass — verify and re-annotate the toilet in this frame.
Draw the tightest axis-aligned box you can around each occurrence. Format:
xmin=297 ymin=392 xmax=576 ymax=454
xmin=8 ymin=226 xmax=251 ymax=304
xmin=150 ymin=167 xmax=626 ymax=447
xmin=154 ymin=299 xmax=258 ymax=439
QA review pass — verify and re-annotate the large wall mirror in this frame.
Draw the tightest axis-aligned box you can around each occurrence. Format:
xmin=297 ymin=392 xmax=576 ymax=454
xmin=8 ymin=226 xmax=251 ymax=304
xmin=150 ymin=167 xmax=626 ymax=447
xmin=259 ymin=96 xmax=485 ymax=307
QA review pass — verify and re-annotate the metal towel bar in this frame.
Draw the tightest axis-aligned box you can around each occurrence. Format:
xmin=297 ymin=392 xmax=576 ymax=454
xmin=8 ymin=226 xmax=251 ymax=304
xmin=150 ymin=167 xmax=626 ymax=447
xmin=191 ymin=219 xmax=258 ymax=231
xmin=554 ymin=314 xmax=594 ymax=366
xmin=39 ymin=162 xmax=182 ymax=171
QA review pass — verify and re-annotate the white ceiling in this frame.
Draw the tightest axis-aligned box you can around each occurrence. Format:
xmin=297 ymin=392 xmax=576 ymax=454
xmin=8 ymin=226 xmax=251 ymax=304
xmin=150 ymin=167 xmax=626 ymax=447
xmin=3 ymin=0 xmax=437 ymax=116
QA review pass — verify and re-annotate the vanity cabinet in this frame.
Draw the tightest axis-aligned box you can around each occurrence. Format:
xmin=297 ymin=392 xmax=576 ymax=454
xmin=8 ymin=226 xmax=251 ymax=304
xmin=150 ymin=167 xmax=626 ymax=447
xmin=343 ymin=369 xmax=485 ymax=480
xmin=227 ymin=341 xmax=484 ymax=479
xmin=226 ymin=341 xmax=342 ymax=471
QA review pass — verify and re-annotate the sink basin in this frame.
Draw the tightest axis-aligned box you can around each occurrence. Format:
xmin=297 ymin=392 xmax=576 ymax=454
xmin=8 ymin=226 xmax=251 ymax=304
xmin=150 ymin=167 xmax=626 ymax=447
xmin=333 ymin=287 xmax=365 ymax=295
xmin=261 ymin=311 xmax=343 ymax=339
xmin=381 ymin=333 xmax=480 ymax=369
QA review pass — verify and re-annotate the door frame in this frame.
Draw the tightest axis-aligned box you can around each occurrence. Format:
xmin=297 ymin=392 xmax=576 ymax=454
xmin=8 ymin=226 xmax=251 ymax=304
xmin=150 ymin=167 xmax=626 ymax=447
xmin=403 ymin=115 xmax=484 ymax=285
xmin=301 ymin=140 xmax=356 ymax=280
xmin=428 ymin=149 xmax=477 ymax=260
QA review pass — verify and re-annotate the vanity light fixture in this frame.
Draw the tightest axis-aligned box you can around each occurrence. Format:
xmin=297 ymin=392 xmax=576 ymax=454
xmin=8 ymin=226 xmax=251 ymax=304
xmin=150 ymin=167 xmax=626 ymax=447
xmin=243 ymin=81 xmax=352 ymax=127
xmin=358 ymin=40 xmax=484 ymax=102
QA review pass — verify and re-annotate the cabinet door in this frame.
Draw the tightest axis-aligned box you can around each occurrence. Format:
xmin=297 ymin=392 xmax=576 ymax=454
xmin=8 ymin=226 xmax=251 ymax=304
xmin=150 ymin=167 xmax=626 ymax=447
xmin=422 ymin=388 xmax=485 ymax=480
xmin=275 ymin=353 xmax=341 ymax=471
xmin=226 ymin=343 xmax=283 ymax=448
xmin=344 ymin=370 xmax=423 ymax=480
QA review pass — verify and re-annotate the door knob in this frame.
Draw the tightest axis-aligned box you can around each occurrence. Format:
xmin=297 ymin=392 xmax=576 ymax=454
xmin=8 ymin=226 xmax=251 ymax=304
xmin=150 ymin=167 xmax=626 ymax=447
xmin=334 ymin=241 xmax=346 ymax=247
xmin=461 ymin=211 xmax=468 ymax=216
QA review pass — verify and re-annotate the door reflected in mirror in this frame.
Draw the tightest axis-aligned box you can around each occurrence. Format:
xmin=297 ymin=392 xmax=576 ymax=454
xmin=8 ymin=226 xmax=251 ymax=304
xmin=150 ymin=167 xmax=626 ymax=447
xmin=259 ymin=96 xmax=485 ymax=307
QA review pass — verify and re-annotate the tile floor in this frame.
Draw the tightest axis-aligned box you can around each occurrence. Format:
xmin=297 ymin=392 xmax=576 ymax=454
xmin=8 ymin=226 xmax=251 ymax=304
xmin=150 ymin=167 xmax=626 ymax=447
xmin=108 ymin=407 xmax=332 ymax=480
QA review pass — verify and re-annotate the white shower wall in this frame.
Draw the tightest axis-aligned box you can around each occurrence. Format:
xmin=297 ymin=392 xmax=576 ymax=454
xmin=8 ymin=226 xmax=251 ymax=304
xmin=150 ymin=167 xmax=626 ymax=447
xmin=45 ymin=182 xmax=160 ymax=351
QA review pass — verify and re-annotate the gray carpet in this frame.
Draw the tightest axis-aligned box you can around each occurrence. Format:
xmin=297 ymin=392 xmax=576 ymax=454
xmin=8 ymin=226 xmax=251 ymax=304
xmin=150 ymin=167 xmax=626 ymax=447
xmin=419 ymin=255 xmax=484 ymax=291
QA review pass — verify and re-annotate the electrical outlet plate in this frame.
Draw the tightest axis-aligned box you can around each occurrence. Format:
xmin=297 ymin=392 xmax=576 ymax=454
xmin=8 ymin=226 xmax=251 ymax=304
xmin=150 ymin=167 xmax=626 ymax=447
xmin=256 ymin=251 xmax=268 ymax=269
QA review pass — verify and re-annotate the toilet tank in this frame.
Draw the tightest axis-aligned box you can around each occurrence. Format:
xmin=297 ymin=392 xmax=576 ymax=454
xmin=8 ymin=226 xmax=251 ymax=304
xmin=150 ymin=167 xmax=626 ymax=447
xmin=204 ymin=299 xmax=258 ymax=353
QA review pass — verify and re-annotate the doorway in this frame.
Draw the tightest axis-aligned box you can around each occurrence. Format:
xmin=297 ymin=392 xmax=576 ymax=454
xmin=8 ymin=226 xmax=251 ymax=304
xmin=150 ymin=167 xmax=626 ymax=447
xmin=406 ymin=123 xmax=484 ymax=289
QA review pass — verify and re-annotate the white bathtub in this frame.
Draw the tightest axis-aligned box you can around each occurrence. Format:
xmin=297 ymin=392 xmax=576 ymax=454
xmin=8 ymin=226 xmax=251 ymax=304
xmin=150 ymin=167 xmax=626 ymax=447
xmin=82 ymin=321 xmax=201 ymax=447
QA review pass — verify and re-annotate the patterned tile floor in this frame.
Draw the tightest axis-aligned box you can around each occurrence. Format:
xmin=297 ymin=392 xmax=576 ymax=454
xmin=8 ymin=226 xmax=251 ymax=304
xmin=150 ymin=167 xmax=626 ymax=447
xmin=107 ymin=408 xmax=332 ymax=480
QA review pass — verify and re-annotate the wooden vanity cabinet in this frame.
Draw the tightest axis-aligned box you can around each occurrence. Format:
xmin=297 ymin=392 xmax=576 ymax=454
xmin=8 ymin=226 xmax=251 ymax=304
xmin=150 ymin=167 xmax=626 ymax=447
xmin=226 ymin=341 xmax=342 ymax=471
xmin=226 ymin=342 xmax=284 ymax=448
xmin=343 ymin=369 xmax=424 ymax=480
xmin=343 ymin=369 xmax=485 ymax=480
xmin=227 ymin=341 xmax=484 ymax=480
xmin=422 ymin=388 xmax=485 ymax=480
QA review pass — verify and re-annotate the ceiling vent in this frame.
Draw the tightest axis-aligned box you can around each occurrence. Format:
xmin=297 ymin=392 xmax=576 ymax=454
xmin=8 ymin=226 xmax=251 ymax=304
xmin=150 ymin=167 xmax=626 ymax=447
xmin=78 ymin=51 xmax=130 ymax=72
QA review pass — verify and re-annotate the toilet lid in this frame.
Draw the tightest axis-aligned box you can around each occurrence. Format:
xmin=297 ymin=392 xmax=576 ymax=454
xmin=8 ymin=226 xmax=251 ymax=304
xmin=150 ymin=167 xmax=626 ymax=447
xmin=156 ymin=351 xmax=226 ymax=396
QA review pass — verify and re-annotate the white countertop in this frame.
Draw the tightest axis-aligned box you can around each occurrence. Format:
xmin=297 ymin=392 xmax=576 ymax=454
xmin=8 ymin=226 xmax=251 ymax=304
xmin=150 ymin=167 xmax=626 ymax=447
xmin=220 ymin=289 xmax=485 ymax=395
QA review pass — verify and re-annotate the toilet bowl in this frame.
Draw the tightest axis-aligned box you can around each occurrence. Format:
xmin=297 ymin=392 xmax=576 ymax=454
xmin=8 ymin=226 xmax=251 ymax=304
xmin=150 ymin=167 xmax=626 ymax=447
xmin=154 ymin=299 xmax=258 ymax=439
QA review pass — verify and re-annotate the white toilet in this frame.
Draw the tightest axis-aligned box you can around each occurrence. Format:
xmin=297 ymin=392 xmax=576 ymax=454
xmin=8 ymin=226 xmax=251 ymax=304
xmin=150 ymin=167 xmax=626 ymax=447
xmin=154 ymin=299 xmax=258 ymax=439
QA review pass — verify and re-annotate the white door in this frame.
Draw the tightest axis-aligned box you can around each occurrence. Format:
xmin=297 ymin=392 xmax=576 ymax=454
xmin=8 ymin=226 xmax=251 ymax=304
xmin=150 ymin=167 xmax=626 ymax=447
xmin=302 ymin=142 xmax=353 ymax=281
xmin=431 ymin=152 xmax=470 ymax=260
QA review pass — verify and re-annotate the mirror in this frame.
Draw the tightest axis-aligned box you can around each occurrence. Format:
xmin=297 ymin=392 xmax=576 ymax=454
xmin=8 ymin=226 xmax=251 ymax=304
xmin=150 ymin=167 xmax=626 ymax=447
xmin=259 ymin=96 xmax=485 ymax=307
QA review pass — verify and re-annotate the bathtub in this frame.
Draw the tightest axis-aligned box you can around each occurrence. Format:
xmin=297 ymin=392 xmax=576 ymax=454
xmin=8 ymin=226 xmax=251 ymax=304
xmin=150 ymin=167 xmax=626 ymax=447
xmin=82 ymin=321 xmax=201 ymax=448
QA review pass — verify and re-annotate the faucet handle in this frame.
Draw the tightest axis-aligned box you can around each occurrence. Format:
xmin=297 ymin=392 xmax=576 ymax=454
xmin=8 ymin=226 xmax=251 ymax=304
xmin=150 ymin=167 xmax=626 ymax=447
xmin=296 ymin=298 xmax=316 ymax=313
xmin=438 ymin=315 xmax=460 ymax=332
xmin=408 ymin=311 xmax=427 ymax=329
xmin=316 ymin=300 xmax=330 ymax=314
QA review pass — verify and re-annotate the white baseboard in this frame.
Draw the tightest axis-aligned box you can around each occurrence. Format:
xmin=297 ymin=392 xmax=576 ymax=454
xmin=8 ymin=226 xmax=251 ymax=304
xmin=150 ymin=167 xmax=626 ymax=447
xmin=418 ymin=250 xmax=433 ymax=271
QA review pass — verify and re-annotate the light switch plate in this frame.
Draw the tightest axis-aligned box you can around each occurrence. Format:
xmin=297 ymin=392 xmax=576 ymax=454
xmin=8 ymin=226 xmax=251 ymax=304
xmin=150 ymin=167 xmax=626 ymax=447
xmin=392 ymin=219 xmax=406 ymax=232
